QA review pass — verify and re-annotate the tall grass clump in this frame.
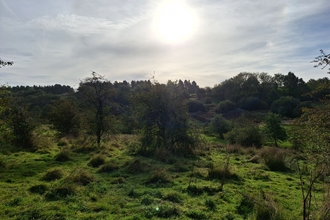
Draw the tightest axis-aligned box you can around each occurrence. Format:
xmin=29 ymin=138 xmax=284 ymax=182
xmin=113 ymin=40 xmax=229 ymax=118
xmin=259 ymin=147 xmax=290 ymax=172
xmin=88 ymin=154 xmax=106 ymax=167
xmin=41 ymin=168 xmax=64 ymax=181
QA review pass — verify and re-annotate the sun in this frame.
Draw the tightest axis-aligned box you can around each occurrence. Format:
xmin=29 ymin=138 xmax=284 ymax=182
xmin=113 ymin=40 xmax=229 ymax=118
xmin=153 ymin=1 xmax=197 ymax=44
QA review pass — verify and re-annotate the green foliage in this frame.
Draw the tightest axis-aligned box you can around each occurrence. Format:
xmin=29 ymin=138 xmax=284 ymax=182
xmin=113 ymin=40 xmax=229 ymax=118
xmin=131 ymin=81 xmax=198 ymax=154
xmin=225 ymin=124 xmax=263 ymax=148
xmin=209 ymin=115 xmax=231 ymax=138
xmin=270 ymin=96 xmax=300 ymax=118
xmin=7 ymin=98 xmax=36 ymax=149
xmin=187 ymin=99 xmax=206 ymax=113
xmin=238 ymin=96 xmax=262 ymax=110
xmin=77 ymin=72 xmax=114 ymax=146
xmin=204 ymin=97 xmax=212 ymax=104
xmin=263 ymin=113 xmax=287 ymax=147
xmin=47 ymin=98 xmax=80 ymax=136
xmin=216 ymin=100 xmax=236 ymax=113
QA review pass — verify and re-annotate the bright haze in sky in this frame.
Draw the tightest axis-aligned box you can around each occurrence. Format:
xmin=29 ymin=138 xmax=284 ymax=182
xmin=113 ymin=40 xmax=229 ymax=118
xmin=0 ymin=0 xmax=329 ymax=88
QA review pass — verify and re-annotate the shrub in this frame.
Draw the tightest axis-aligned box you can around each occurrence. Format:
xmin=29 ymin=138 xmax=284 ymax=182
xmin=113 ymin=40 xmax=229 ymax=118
xmin=270 ymin=96 xmax=300 ymax=118
xmin=204 ymin=97 xmax=212 ymax=104
xmin=209 ymin=115 xmax=231 ymax=138
xmin=238 ymin=97 xmax=262 ymax=110
xmin=216 ymin=100 xmax=236 ymax=113
xmin=225 ymin=125 xmax=263 ymax=148
xmin=187 ymin=100 xmax=206 ymax=113
xmin=41 ymin=168 xmax=64 ymax=181
xmin=88 ymin=154 xmax=106 ymax=167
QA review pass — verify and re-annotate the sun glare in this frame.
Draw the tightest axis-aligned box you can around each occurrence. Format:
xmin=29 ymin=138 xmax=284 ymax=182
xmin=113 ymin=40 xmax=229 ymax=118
xmin=153 ymin=1 xmax=197 ymax=44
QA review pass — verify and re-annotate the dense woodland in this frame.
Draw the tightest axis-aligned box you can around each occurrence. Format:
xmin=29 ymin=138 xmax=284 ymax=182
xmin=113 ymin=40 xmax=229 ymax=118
xmin=0 ymin=51 xmax=330 ymax=219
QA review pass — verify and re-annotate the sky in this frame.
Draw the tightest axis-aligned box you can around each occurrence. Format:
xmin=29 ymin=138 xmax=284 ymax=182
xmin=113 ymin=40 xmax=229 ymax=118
xmin=1 ymin=0 xmax=330 ymax=88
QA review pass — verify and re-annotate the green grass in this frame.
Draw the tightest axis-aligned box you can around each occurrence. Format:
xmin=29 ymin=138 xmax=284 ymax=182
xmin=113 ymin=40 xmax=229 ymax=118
xmin=0 ymin=131 xmax=327 ymax=219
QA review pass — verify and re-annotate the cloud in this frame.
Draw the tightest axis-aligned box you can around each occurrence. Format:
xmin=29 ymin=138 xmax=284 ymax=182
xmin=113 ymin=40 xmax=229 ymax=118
xmin=0 ymin=0 xmax=330 ymax=88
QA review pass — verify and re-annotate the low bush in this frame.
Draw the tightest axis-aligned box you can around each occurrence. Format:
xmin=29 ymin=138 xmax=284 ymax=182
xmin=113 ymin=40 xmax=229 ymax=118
xmin=216 ymin=100 xmax=236 ymax=113
xmin=225 ymin=125 xmax=263 ymax=148
xmin=187 ymin=100 xmax=206 ymax=113
xmin=41 ymin=168 xmax=64 ymax=181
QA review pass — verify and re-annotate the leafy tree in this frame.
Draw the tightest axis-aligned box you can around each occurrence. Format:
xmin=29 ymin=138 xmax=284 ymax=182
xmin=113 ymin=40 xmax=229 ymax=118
xmin=209 ymin=115 xmax=231 ymax=139
xmin=131 ymin=80 xmax=197 ymax=154
xmin=0 ymin=59 xmax=13 ymax=68
xmin=270 ymin=96 xmax=300 ymax=118
xmin=187 ymin=100 xmax=206 ymax=113
xmin=47 ymin=98 xmax=81 ymax=137
xmin=225 ymin=125 xmax=263 ymax=148
xmin=225 ymin=116 xmax=263 ymax=148
xmin=7 ymin=98 xmax=36 ymax=149
xmin=77 ymin=72 xmax=114 ymax=146
xmin=263 ymin=113 xmax=287 ymax=147
xmin=216 ymin=100 xmax=236 ymax=113
xmin=0 ymin=86 xmax=13 ymax=147
xmin=312 ymin=49 xmax=330 ymax=74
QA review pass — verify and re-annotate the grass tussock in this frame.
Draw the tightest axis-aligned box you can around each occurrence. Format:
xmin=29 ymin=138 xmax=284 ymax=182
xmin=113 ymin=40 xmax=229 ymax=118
xmin=186 ymin=184 xmax=219 ymax=196
xmin=126 ymin=159 xmax=147 ymax=173
xmin=88 ymin=154 xmax=106 ymax=167
xmin=163 ymin=192 xmax=182 ymax=204
xmin=44 ymin=184 xmax=76 ymax=201
xmin=111 ymin=177 xmax=126 ymax=184
xmin=97 ymin=162 xmax=119 ymax=173
xmin=208 ymin=162 xmax=239 ymax=180
xmin=146 ymin=169 xmax=172 ymax=184
xmin=29 ymin=184 xmax=48 ymax=194
xmin=54 ymin=148 xmax=72 ymax=162
xmin=259 ymin=147 xmax=290 ymax=172
xmin=41 ymin=168 xmax=64 ymax=181
xmin=70 ymin=170 xmax=95 ymax=186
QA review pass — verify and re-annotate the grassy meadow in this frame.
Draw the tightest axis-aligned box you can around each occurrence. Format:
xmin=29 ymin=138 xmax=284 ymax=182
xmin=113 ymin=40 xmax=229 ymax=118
xmin=0 ymin=125 xmax=323 ymax=220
